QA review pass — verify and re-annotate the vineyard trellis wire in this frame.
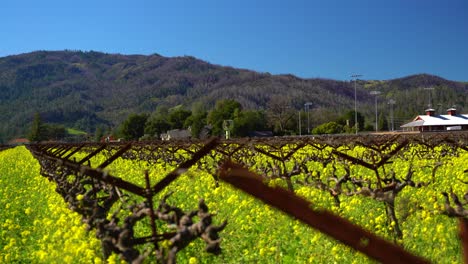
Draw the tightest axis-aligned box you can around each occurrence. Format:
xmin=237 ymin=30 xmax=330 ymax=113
xmin=26 ymin=132 xmax=468 ymax=263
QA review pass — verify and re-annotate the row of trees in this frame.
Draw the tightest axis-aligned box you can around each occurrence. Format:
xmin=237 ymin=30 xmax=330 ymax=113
xmin=116 ymin=100 xmax=271 ymax=140
xmin=28 ymin=113 xmax=68 ymax=142
xmin=26 ymin=99 xmax=378 ymax=142
xmin=312 ymin=111 xmax=388 ymax=134
xmin=115 ymin=99 xmax=376 ymax=140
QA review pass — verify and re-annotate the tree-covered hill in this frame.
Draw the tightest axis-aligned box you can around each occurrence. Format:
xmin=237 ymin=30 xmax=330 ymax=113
xmin=0 ymin=50 xmax=466 ymax=141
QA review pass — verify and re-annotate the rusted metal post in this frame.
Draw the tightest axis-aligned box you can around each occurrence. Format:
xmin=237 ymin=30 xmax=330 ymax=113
xmin=461 ymin=218 xmax=468 ymax=264
xmin=144 ymin=170 xmax=159 ymax=251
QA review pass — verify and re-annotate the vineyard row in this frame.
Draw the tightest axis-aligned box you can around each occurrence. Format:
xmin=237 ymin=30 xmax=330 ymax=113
xmin=26 ymin=133 xmax=468 ymax=263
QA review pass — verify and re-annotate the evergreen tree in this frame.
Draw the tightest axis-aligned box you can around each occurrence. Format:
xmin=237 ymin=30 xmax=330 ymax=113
xmin=378 ymin=112 xmax=389 ymax=131
xmin=95 ymin=126 xmax=104 ymax=142
xmin=28 ymin=113 xmax=45 ymax=142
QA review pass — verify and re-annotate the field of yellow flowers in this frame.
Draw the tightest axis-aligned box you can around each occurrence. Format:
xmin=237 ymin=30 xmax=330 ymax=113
xmin=0 ymin=147 xmax=103 ymax=263
xmin=1 ymin=143 xmax=466 ymax=263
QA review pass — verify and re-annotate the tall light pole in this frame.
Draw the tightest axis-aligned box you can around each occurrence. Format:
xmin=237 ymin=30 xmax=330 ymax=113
xmin=351 ymin=74 xmax=362 ymax=134
xmin=298 ymin=111 xmax=301 ymax=136
xmin=388 ymin=99 xmax=396 ymax=131
xmin=370 ymin=90 xmax=381 ymax=132
xmin=423 ymin=87 xmax=434 ymax=108
xmin=304 ymin=102 xmax=312 ymax=134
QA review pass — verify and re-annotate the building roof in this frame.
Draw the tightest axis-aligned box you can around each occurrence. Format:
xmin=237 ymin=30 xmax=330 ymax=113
xmin=401 ymin=114 xmax=468 ymax=128
xmin=7 ymin=138 xmax=30 ymax=144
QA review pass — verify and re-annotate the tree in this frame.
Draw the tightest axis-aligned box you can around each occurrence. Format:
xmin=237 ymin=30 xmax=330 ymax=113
xmin=378 ymin=112 xmax=389 ymax=131
xmin=233 ymin=110 xmax=269 ymax=137
xmin=44 ymin=124 xmax=67 ymax=140
xmin=312 ymin=122 xmax=343 ymax=135
xmin=266 ymin=95 xmax=296 ymax=135
xmin=95 ymin=126 xmax=104 ymax=142
xmin=168 ymin=108 xmax=192 ymax=129
xmin=207 ymin=99 xmax=242 ymax=136
xmin=337 ymin=110 xmax=365 ymax=132
xmin=184 ymin=102 xmax=209 ymax=138
xmin=120 ymin=113 xmax=149 ymax=140
xmin=185 ymin=112 xmax=207 ymax=138
xmin=145 ymin=111 xmax=171 ymax=138
xmin=28 ymin=113 xmax=46 ymax=142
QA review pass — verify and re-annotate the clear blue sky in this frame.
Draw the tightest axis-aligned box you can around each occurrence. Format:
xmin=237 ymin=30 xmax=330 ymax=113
xmin=1 ymin=0 xmax=467 ymax=81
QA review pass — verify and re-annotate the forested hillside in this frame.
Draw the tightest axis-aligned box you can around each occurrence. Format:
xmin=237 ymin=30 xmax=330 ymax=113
xmin=0 ymin=50 xmax=466 ymax=141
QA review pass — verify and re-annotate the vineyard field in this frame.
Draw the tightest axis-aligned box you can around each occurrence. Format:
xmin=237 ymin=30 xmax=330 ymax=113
xmin=1 ymin=133 xmax=467 ymax=263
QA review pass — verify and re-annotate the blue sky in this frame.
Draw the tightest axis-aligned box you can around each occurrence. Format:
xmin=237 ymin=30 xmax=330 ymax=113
xmin=1 ymin=0 xmax=467 ymax=81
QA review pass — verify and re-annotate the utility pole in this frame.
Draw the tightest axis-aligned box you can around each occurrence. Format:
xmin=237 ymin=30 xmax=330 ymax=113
xmin=304 ymin=102 xmax=312 ymax=134
xmin=370 ymin=90 xmax=381 ymax=132
xmin=351 ymin=74 xmax=362 ymax=134
xmin=423 ymin=87 xmax=435 ymax=108
xmin=388 ymin=99 xmax=396 ymax=131
xmin=298 ymin=111 xmax=301 ymax=136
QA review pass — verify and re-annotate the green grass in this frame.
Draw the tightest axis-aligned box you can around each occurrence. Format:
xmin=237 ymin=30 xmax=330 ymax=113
xmin=66 ymin=128 xmax=87 ymax=135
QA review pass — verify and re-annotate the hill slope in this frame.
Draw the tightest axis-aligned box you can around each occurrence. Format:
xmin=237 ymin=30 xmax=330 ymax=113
xmin=0 ymin=50 xmax=466 ymax=140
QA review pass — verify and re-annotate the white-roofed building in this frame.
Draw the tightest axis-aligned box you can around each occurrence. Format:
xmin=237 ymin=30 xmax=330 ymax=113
xmin=401 ymin=108 xmax=468 ymax=132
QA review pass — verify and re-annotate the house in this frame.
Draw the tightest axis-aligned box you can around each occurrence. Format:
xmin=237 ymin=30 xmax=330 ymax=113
xmin=160 ymin=129 xmax=191 ymax=141
xmin=100 ymin=135 xmax=122 ymax=143
xmin=7 ymin=138 xmax=30 ymax=145
xmin=401 ymin=108 xmax=468 ymax=132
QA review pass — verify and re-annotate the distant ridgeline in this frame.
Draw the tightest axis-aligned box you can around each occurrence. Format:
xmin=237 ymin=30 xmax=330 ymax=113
xmin=0 ymin=50 xmax=466 ymax=141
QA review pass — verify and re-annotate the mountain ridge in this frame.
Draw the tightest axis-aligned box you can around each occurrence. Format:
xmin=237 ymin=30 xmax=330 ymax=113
xmin=0 ymin=50 xmax=466 ymax=141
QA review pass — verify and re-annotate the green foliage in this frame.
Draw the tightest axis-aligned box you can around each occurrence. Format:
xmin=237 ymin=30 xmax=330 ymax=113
xmin=168 ymin=107 xmax=192 ymax=129
xmin=27 ymin=113 xmax=69 ymax=141
xmin=67 ymin=128 xmax=87 ymax=136
xmin=144 ymin=106 xmax=194 ymax=138
xmin=119 ymin=113 xmax=149 ymax=140
xmin=207 ymin=99 xmax=242 ymax=136
xmin=378 ymin=112 xmax=389 ymax=131
xmin=94 ymin=127 xmax=104 ymax=142
xmin=233 ymin=110 xmax=269 ymax=137
xmin=44 ymin=124 xmax=67 ymax=140
xmin=145 ymin=108 xmax=171 ymax=138
xmin=312 ymin=122 xmax=343 ymax=134
xmin=28 ymin=113 xmax=45 ymax=142
xmin=184 ymin=112 xmax=207 ymax=138
xmin=337 ymin=111 xmax=365 ymax=132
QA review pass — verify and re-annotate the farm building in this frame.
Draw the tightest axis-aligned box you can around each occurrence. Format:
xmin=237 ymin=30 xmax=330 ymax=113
xmin=400 ymin=108 xmax=468 ymax=132
xmin=7 ymin=138 xmax=30 ymax=145
xmin=160 ymin=129 xmax=191 ymax=140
